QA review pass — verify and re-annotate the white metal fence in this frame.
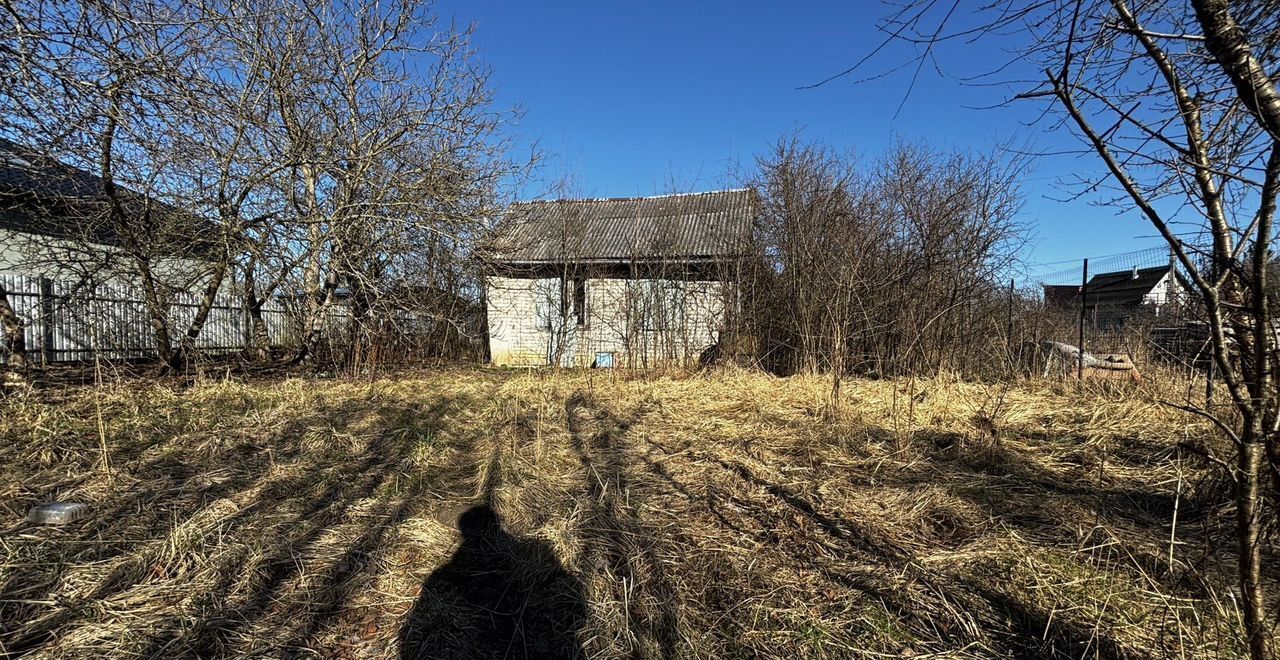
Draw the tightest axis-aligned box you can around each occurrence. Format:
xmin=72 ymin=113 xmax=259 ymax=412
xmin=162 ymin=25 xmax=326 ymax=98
xmin=0 ymin=273 xmax=305 ymax=364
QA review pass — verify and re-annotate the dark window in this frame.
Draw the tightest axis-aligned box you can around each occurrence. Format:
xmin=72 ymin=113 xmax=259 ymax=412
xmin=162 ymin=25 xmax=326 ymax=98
xmin=573 ymin=278 xmax=587 ymax=327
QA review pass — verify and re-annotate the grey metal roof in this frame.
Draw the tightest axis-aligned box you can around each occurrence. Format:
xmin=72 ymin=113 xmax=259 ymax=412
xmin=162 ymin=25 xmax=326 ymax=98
xmin=489 ymin=189 xmax=756 ymax=263
xmin=0 ymin=137 xmax=206 ymax=250
xmin=0 ymin=138 xmax=111 ymax=200
xmin=1043 ymin=265 xmax=1175 ymax=308
xmin=0 ymin=137 xmax=127 ymax=244
xmin=1085 ymin=265 xmax=1172 ymax=306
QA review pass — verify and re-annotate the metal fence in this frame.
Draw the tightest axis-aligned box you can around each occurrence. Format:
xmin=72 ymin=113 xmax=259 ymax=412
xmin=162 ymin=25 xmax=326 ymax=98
xmin=1027 ymin=246 xmax=1209 ymax=374
xmin=0 ymin=272 xmax=303 ymax=364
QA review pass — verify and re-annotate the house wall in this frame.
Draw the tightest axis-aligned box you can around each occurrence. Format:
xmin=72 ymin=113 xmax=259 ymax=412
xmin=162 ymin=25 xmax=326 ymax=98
xmin=485 ymin=274 xmax=730 ymax=368
xmin=0 ymin=228 xmax=210 ymax=284
xmin=1144 ymin=272 xmax=1171 ymax=306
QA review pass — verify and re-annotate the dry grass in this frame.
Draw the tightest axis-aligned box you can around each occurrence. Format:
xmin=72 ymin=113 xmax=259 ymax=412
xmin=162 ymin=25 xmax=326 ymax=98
xmin=0 ymin=366 xmax=1264 ymax=658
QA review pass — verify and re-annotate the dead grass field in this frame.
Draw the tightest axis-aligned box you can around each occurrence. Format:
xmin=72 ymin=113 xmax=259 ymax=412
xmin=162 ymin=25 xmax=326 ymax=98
xmin=0 ymin=368 xmax=1267 ymax=658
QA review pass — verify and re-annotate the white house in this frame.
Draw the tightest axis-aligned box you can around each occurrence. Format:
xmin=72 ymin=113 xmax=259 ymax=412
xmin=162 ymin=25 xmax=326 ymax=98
xmin=483 ymin=189 xmax=755 ymax=368
xmin=1042 ymin=264 xmax=1186 ymax=327
xmin=0 ymin=138 xmax=243 ymax=362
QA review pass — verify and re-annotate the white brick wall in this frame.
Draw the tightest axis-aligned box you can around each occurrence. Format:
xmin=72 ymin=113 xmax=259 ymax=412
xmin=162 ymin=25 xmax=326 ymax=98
xmin=486 ymin=275 xmax=729 ymax=368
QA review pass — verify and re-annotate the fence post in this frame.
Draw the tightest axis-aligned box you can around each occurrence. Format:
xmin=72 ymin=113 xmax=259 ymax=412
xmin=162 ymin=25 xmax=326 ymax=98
xmin=1078 ymin=258 xmax=1088 ymax=380
xmin=38 ymin=276 xmax=55 ymax=366
xmin=1007 ymin=278 xmax=1015 ymax=374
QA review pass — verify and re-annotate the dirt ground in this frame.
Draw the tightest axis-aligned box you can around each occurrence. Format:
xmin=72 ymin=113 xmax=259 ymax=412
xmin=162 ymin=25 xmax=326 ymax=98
xmin=0 ymin=368 xmax=1265 ymax=658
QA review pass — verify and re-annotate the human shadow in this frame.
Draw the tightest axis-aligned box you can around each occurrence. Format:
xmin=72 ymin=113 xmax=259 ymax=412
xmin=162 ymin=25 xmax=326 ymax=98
xmin=399 ymin=505 xmax=585 ymax=660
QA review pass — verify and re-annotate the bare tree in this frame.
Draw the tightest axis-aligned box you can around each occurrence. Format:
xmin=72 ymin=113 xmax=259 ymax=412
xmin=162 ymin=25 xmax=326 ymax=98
xmin=2 ymin=0 xmax=237 ymax=370
xmin=241 ymin=0 xmax=514 ymax=367
xmin=2 ymin=0 xmax=517 ymax=371
xmin=743 ymin=135 xmax=1023 ymax=380
xmin=826 ymin=1 xmax=1280 ymax=655
xmin=0 ymin=280 xmax=28 ymax=370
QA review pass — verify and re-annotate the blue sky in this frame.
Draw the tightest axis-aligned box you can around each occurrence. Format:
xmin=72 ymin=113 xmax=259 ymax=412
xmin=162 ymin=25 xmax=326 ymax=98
xmin=435 ymin=0 xmax=1166 ymax=270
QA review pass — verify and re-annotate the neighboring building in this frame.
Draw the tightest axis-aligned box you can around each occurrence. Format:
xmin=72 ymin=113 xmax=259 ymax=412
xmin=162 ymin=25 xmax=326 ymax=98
xmin=0 ymin=137 xmax=210 ymax=280
xmin=1043 ymin=264 xmax=1183 ymax=327
xmin=0 ymin=138 xmax=246 ymax=362
xmin=483 ymin=189 xmax=755 ymax=368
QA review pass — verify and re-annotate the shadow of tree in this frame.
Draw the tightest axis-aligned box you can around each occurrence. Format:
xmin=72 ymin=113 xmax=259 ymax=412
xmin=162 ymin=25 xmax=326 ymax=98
xmin=0 ymin=387 xmax=478 ymax=658
xmin=399 ymin=505 xmax=585 ymax=660
xmin=565 ymin=392 xmax=682 ymax=659
xmin=636 ymin=422 xmax=1156 ymax=659
xmin=1 ymin=377 xmax=1251 ymax=659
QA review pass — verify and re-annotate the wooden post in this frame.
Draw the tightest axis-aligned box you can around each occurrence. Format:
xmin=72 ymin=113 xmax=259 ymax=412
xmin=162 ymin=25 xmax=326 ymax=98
xmin=1078 ymin=258 xmax=1088 ymax=380
xmin=38 ymin=276 xmax=55 ymax=366
xmin=1007 ymin=278 xmax=1015 ymax=374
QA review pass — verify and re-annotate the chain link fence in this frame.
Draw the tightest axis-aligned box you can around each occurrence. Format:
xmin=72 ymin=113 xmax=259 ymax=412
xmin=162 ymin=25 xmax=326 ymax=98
xmin=1017 ymin=246 xmax=1210 ymax=381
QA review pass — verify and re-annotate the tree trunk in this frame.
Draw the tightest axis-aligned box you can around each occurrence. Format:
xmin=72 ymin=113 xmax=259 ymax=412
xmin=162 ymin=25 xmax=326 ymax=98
xmin=292 ymin=270 xmax=339 ymax=365
xmin=1191 ymin=0 xmax=1280 ymax=140
xmin=136 ymin=262 xmax=176 ymax=368
xmin=1237 ymin=419 xmax=1269 ymax=660
xmin=0 ymin=281 xmax=30 ymax=370
xmin=347 ymin=282 xmax=372 ymax=371
xmin=242 ymin=264 xmax=272 ymax=362
xmin=174 ymin=259 xmax=230 ymax=369
xmin=248 ymin=302 xmax=271 ymax=361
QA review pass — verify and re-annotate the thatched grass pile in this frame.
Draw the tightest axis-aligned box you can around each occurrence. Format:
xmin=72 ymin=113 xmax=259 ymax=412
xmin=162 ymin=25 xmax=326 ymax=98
xmin=0 ymin=367 xmax=1262 ymax=658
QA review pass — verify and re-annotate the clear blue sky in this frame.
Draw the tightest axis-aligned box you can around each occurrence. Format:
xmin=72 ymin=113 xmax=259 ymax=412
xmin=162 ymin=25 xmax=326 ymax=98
xmin=435 ymin=0 xmax=1165 ymax=270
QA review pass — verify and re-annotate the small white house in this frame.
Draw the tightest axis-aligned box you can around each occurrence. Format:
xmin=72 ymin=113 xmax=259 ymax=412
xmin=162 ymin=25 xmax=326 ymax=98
xmin=483 ymin=189 xmax=755 ymax=368
xmin=1042 ymin=264 xmax=1186 ymax=327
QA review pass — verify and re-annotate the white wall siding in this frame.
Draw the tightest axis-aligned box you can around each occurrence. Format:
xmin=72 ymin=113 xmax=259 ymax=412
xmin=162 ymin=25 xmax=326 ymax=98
xmin=0 ymin=229 xmax=213 ymax=289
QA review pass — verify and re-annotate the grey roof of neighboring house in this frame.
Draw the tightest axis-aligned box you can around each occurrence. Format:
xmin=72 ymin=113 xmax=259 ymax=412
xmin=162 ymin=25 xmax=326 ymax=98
xmin=1 ymin=137 xmax=113 ymax=242
xmin=1044 ymin=265 xmax=1175 ymax=308
xmin=0 ymin=138 xmax=112 ymax=200
xmin=1086 ymin=265 xmax=1172 ymax=306
xmin=487 ymin=189 xmax=756 ymax=264
xmin=0 ymin=137 xmax=180 ymax=247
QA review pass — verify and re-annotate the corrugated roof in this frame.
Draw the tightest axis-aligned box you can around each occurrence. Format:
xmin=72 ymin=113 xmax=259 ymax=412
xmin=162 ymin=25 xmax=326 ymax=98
xmin=489 ymin=189 xmax=756 ymax=263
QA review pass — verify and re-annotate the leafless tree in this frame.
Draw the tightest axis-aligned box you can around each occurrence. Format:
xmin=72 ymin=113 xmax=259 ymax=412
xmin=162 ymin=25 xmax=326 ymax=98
xmin=2 ymin=0 xmax=230 ymax=370
xmin=743 ymin=135 xmax=1023 ymax=381
xmin=246 ymin=0 xmax=514 ymax=368
xmin=824 ymin=1 xmax=1280 ymax=654
xmin=1 ymin=0 xmax=518 ymax=372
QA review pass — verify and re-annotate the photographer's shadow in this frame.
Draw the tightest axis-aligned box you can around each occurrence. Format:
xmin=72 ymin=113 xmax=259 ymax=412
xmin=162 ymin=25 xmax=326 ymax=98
xmin=399 ymin=506 xmax=586 ymax=659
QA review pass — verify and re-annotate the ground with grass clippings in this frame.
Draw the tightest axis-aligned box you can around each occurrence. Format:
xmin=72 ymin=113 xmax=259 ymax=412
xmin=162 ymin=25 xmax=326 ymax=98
xmin=0 ymin=368 xmax=1265 ymax=658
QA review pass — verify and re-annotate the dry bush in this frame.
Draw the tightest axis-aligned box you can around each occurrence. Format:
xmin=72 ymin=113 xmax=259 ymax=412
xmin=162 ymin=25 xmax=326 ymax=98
xmin=742 ymin=136 xmax=1024 ymax=379
xmin=0 ymin=368 xmax=1262 ymax=658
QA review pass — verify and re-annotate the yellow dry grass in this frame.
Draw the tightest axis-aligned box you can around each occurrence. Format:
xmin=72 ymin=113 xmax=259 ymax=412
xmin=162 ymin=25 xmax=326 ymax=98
xmin=0 ymin=367 xmax=1261 ymax=658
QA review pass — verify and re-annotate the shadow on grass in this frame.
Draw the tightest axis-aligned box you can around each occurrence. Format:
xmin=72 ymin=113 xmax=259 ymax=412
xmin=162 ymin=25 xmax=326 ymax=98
xmin=565 ymin=392 xmax=682 ymax=658
xmin=0 ymin=388 xmax=481 ymax=658
xmin=399 ymin=505 xmax=585 ymax=660
xmin=639 ymin=422 xmax=1162 ymax=659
